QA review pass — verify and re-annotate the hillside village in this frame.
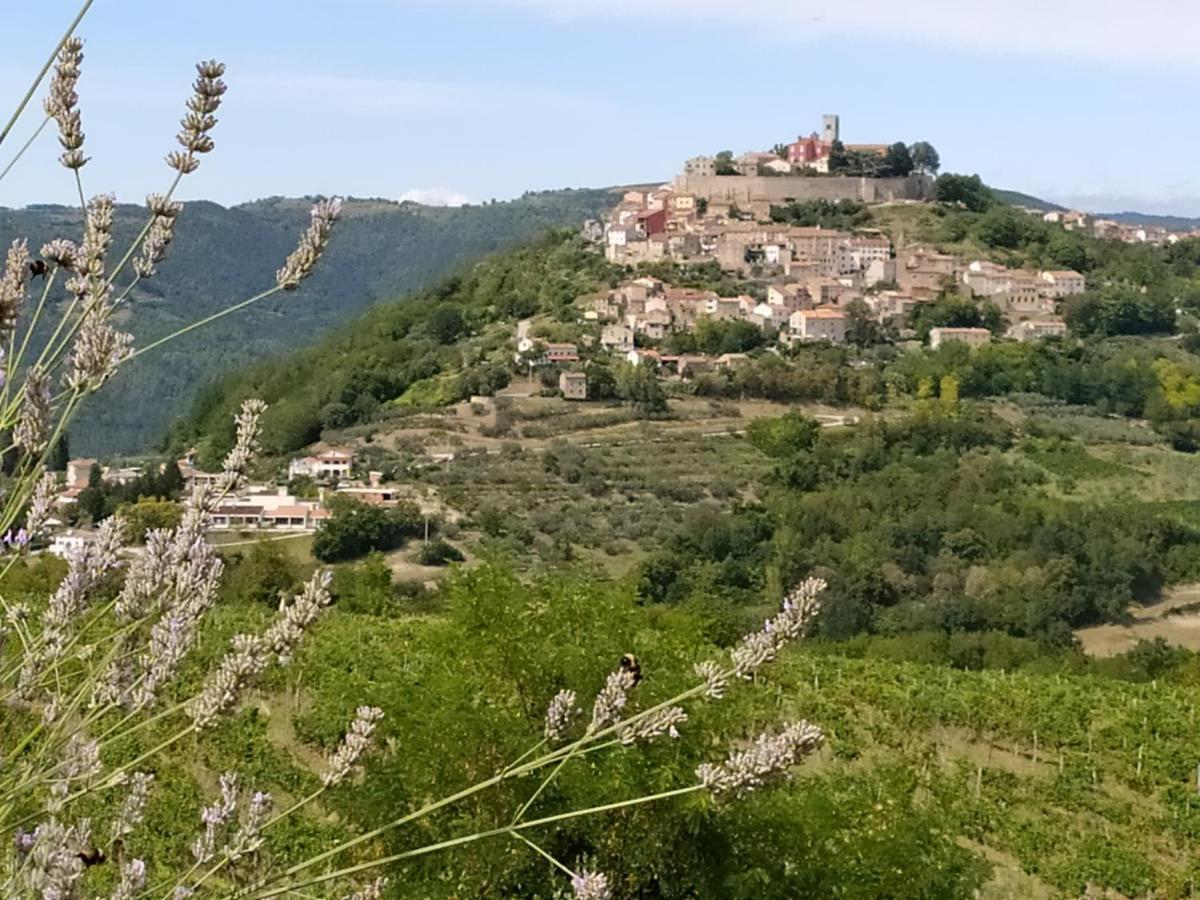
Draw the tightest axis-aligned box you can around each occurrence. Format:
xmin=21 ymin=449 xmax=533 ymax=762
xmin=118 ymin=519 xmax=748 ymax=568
xmin=41 ymin=118 xmax=1200 ymax=554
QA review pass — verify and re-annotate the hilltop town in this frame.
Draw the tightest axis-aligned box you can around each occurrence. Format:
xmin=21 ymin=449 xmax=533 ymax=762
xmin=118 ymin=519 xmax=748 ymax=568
xmin=39 ymin=117 xmax=1200 ymax=558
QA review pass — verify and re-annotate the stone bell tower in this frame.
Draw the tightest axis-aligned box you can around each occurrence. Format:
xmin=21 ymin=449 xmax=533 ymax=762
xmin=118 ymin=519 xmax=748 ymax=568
xmin=822 ymin=114 xmax=840 ymax=143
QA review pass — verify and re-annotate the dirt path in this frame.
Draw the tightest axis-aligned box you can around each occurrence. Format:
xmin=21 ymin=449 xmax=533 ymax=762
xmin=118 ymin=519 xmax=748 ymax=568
xmin=1076 ymin=584 xmax=1200 ymax=656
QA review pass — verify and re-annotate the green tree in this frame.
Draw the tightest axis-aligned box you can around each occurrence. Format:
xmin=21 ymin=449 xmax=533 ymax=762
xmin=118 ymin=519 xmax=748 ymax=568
xmin=827 ymin=140 xmax=850 ymax=173
xmin=882 ymin=142 xmax=914 ymax=177
xmin=616 ymin=363 xmax=668 ymax=418
xmin=119 ymin=497 xmax=184 ymax=543
xmin=934 ymin=173 xmax=994 ymax=212
xmin=844 ymin=299 xmax=881 ymax=348
xmin=313 ymin=496 xmax=426 ymax=562
xmin=909 ymin=141 xmax=940 ymax=174
xmin=221 ymin=540 xmax=303 ymax=606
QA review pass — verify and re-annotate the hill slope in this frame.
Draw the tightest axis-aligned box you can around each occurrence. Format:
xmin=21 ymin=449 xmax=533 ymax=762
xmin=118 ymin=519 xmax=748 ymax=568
xmin=0 ymin=189 xmax=613 ymax=454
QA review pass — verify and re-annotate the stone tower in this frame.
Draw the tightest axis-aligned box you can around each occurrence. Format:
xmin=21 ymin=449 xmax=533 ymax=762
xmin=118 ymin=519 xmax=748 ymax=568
xmin=822 ymin=114 xmax=840 ymax=143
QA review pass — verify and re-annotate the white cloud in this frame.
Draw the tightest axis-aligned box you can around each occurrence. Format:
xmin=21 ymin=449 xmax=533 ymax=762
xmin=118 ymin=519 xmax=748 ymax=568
xmin=429 ymin=0 xmax=1200 ymax=67
xmin=398 ymin=187 xmax=474 ymax=206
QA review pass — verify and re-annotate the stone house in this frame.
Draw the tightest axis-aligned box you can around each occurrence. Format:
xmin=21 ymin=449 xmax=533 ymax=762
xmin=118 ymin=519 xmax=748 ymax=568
xmin=559 ymin=371 xmax=588 ymax=401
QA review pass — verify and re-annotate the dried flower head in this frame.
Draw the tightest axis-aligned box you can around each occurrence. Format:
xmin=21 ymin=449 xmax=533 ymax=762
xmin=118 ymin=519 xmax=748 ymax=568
xmin=322 ymin=706 xmax=384 ymax=787
xmin=571 ymin=869 xmax=613 ymax=900
xmin=133 ymin=195 xmax=184 ymax=279
xmin=43 ymin=38 xmax=88 ymax=170
xmin=110 ymin=772 xmax=154 ymax=845
xmin=109 ymin=858 xmax=147 ymax=900
xmin=544 ymin=689 xmax=580 ymax=741
xmin=40 ymin=238 xmax=78 ymax=269
xmin=696 ymin=720 xmax=824 ymax=797
xmin=226 ymin=790 xmax=272 ymax=860
xmin=589 ymin=667 xmax=638 ymax=733
xmin=14 ymin=367 xmax=52 ymax=456
xmin=693 ymin=660 xmax=729 ymax=700
xmin=730 ymin=578 xmax=825 ymax=680
xmin=618 ymin=706 xmax=687 ymax=745
xmin=25 ymin=471 xmax=59 ymax=537
xmin=0 ymin=238 xmax=30 ymax=335
xmin=190 ymin=772 xmax=239 ymax=864
xmin=276 ymin=197 xmax=342 ymax=290
xmin=64 ymin=303 xmax=132 ymax=391
xmin=168 ymin=59 xmax=226 ymax=174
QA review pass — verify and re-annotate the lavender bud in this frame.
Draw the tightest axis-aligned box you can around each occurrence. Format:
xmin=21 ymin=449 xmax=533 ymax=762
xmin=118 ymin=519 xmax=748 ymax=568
xmin=322 ymin=706 xmax=384 ymax=787
xmin=276 ymin=197 xmax=342 ymax=290
xmin=589 ymin=668 xmax=637 ymax=733
xmin=544 ymin=689 xmax=579 ymax=741
xmin=571 ymin=869 xmax=613 ymax=900
xmin=696 ymin=721 xmax=824 ymax=796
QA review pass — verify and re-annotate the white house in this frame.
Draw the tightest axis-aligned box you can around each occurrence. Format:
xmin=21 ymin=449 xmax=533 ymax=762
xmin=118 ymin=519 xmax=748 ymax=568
xmin=790 ymin=309 xmax=847 ymax=344
xmin=288 ymin=448 xmax=354 ymax=481
xmin=601 ymin=324 xmax=634 ymax=353
xmin=49 ymin=530 xmax=94 ymax=559
xmin=929 ymin=327 xmax=992 ymax=349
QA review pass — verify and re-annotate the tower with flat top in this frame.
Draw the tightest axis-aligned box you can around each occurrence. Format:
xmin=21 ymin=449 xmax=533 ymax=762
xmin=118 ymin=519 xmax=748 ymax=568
xmin=822 ymin=114 xmax=840 ymax=143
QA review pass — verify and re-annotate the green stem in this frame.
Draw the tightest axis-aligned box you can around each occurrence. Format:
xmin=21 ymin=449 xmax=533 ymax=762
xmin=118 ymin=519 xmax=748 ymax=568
xmin=239 ymin=786 xmax=703 ymax=899
xmin=511 ymin=831 xmax=576 ymax=878
xmin=0 ymin=0 xmax=95 ymax=151
xmin=0 ymin=117 xmax=50 ymax=186
xmin=127 ymin=285 xmax=284 ymax=362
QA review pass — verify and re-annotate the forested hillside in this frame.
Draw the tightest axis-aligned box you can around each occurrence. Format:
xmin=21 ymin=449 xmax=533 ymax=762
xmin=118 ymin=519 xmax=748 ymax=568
xmin=0 ymin=189 xmax=613 ymax=453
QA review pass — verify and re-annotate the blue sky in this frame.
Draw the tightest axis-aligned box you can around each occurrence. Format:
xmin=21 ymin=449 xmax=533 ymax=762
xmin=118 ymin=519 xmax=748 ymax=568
xmin=3 ymin=0 xmax=1199 ymax=214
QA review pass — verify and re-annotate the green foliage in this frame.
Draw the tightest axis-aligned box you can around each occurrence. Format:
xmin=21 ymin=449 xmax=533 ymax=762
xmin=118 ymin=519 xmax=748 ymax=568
xmin=312 ymin=496 xmax=425 ymax=562
xmin=417 ymin=539 xmax=464 ymax=566
xmin=768 ymin=199 xmax=871 ymax=229
xmin=118 ymin=497 xmax=183 ymax=543
xmin=220 ymin=540 xmax=305 ymax=607
xmin=640 ymin=406 xmax=1200 ymax=642
xmin=881 ymin=141 xmax=914 ymax=177
xmin=0 ymin=192 xmax=614 ymax=455
xmin=1064 ymin=288 xmax=1177 ymax=337
xmin=909 ymin=141 xmax=940 ymax=174
xmin=174 ymin=231 xmax=615 ymax=459
xmin=616 ymin=362 xmax=668 ymax=418
xmin=908 ymin=293 xmax=1003 ymax=341
xmin=666 ymin=318 xmax=766 ymax=355
xmin=328 ymin=552 xmax=398 ymax=614
xmin=934 ymin=173 xmax=995 ymax=212
xmin=76 ymin=461 xmax=185 ymax=524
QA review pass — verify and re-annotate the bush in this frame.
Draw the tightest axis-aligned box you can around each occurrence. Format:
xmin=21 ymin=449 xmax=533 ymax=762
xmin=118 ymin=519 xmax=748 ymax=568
xmin=417 ymin=539 xmax=465 ymax=566
xmin=312 ymin=496 xmax=426 ymax=562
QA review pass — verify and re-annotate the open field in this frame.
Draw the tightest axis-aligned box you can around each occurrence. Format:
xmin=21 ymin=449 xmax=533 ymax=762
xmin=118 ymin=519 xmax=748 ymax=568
xmin=1077 ymin=584 xmax=1200 ymax=657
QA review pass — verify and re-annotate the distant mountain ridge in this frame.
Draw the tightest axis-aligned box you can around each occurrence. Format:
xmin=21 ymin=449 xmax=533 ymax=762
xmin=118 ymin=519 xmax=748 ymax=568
xmin=0 ymin=189 xmax=616 ymax=454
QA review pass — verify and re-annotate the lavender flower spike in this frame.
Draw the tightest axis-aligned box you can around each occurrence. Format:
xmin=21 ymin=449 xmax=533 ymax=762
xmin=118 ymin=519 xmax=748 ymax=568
xmin=696 ymin=720 xmax=824 ymax=797
xmin=588 ymin=668 xmax=637 ymax=733
xmin=322 ymin=706 xmax=384 ymax=787
xmin=571 ymin=869 xmax=613 ymax=900
xmin=544 ymin=689 xmax=579 ymax=741
xmin=730 ymin=577 xmax=825 ymax=680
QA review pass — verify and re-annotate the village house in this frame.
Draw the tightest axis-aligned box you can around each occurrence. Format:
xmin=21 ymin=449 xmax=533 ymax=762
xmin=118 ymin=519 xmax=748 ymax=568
xmin=49 ymin=529 xmax=97 ymax=559
xmin=1039 ymin=270 xmax=1086 ymax=298
xmin=1008 ymin=319 xmax=1068 ymax=342
xmin=767 ymin=283 xmax=813 ymax=311
xmin=790 ymin=308 xmax=847 ymax=344
xmin=626 ymin=348 xmax=661 ymax=368
xmin=210 ymin=487 xmax=331 ymax=531
xmin=66 ymin=458 xmax=96 ymax=490
xmin=600 ymin=324 xmax=634 ymax=353
xmin=335 ymin=472 xmax=402 ymax=506
xmin=929 ymin=327 xmax=992 ymax=349
xmin=287 ymin=448 xmax=355 ymax=481
xmin=542 ymin=342 xmax=580 ymax=364
xmin=559 ymin=371 xmax=588 ymax=400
